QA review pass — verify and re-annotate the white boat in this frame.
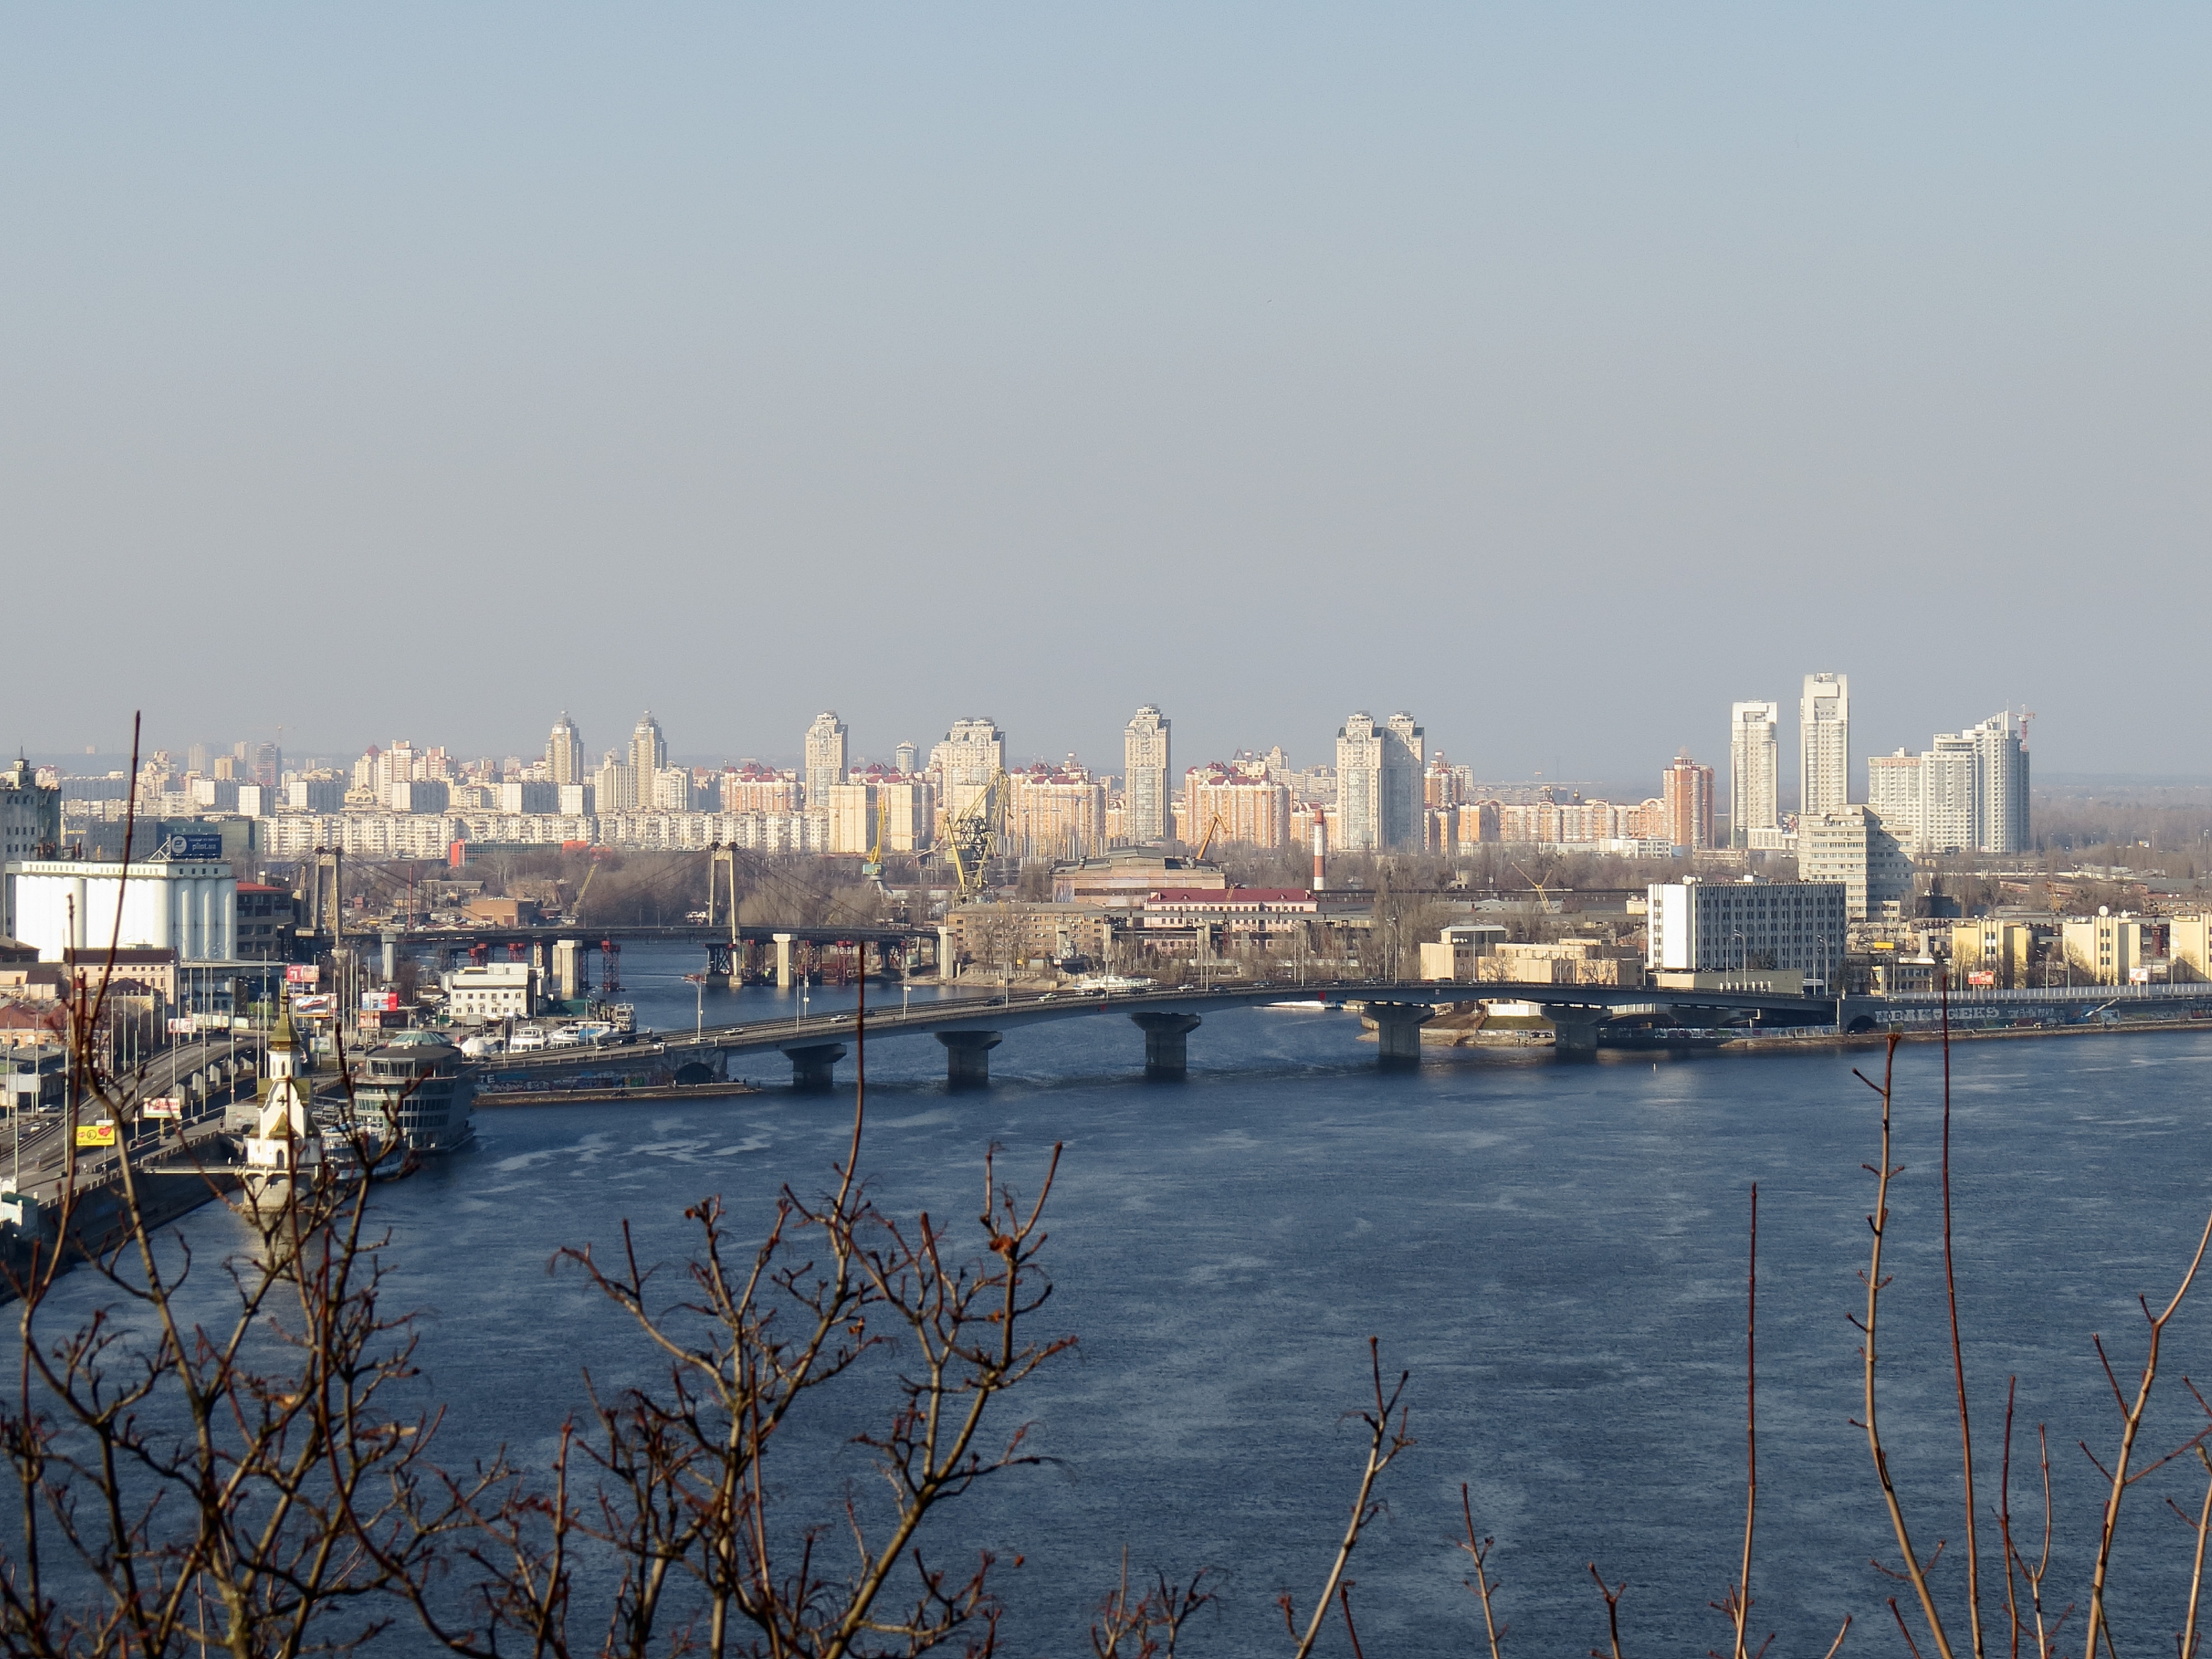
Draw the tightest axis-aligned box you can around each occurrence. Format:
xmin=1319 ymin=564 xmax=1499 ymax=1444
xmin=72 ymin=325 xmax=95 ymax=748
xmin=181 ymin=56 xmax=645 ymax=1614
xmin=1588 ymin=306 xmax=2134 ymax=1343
xmin=507 ymin=1025 xmax=549 ymax=1053
xmin=1071 ymin=974 xmax=1154 ymax=994
xmin=1262 ymin=998 xmax=1331 ymax=1011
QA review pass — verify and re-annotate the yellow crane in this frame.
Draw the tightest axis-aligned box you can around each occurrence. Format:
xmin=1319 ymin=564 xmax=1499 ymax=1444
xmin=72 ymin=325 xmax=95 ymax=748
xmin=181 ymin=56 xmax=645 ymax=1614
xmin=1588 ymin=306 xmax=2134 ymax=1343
xmin=862 ymin=793 xmax=889 ymax=881
xmin=571 ymin=857 xmax=602 ymax=924
xmin=1194 ymin=812 xmax=1227 ymax=863
xmin=945 ymin=771 xmax=1011 ymax=902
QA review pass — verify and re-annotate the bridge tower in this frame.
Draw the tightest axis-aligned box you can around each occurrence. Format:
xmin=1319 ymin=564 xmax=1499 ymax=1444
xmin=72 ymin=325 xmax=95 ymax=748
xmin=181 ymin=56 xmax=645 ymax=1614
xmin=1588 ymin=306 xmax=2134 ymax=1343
xmin=302 ymin=849 xmax=343 ymax=939
xmin=706 ymin=846 xmax=742 ymax=939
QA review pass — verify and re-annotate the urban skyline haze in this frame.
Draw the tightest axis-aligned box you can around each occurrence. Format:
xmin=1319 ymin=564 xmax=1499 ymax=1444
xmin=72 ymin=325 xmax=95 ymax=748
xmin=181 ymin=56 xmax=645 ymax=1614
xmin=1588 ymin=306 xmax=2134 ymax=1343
xmin=5 ymin=6 xmax=2207 ymax=777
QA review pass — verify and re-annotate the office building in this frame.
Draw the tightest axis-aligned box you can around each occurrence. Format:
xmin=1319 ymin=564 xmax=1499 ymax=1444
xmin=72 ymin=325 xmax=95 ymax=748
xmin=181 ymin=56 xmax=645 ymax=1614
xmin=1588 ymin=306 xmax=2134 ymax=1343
xmin=1797 ymin=806 xmax=1913 ymax=922
xmin=1646 ymin=878 xmax=1847 ymax=988
xmin=1800 ymin=673 xmax=1850 ymax=813
xmin=1662 ymin=751 xmax=1715 ymax=852
xmin=2063 ymin=913 xmax=2149 ymax=986
xmin=442 ymin=962 xmax=538 ymax=1022
xmin=548 ymin=714 xmax=585 ymax=785
xmin=931 ymin=719 xmax=1006 ymax=821
xmin=1 ymin=757 xmax=62 ymax=938
xmin=1123 ymin=706 xmax=1172 ymax=844
xmin=1729 ymin=702 xmax=1779 ymax=848
xmin=893 ymin=741 xmax=919 ymax=775
xmin=803 ymin=712 xmax=849 ymax=807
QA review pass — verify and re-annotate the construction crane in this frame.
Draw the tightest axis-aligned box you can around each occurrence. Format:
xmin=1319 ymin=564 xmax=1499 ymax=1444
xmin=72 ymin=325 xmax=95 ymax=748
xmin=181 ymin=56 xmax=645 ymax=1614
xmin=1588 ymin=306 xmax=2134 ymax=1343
xmin=862 ymin=793 xmax=889 ymax=881
xmin=1509 ymin=858 xmax=1562 ymax=914
xmin=1193 ymin=812 xmax=1228 ymax=863
xmin=945 ymin=771 xmax=1010 ymax=902
xmin=571 ymin=857 xmax=602 ymax=925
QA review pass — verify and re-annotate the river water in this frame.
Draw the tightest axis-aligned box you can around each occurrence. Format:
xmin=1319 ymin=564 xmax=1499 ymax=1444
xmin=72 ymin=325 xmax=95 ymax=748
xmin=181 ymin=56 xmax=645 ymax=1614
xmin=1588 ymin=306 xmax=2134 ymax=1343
xmin=21 ymin=941 xmax=2212 ymax=1654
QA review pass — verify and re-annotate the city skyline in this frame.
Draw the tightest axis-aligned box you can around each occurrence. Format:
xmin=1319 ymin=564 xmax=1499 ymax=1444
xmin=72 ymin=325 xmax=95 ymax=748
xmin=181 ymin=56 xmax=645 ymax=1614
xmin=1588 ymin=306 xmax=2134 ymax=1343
xmin=7 ymin=12 xmax=2204 ymax=781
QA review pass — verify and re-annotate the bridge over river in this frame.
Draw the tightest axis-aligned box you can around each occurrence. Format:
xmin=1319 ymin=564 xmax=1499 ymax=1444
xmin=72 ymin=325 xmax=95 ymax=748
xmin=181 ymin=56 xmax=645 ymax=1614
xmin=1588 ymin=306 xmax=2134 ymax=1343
xmin=479 ymin=977 xmax=1838 ymax=1089
xmin=476 ymin=977 xmax=2212 ymax=1091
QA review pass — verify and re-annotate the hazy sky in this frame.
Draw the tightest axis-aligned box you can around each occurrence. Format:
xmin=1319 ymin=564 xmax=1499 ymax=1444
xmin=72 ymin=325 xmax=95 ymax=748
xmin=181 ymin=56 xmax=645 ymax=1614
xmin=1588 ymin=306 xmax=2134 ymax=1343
xmin=5 ymin=5 xmax=2207 ymax=783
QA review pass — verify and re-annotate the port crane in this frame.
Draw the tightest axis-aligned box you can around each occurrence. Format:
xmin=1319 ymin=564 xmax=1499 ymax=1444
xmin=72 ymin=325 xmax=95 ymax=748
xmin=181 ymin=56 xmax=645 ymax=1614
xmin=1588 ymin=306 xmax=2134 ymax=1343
xmin=944 ymin=771 xmax=1011 ymax=902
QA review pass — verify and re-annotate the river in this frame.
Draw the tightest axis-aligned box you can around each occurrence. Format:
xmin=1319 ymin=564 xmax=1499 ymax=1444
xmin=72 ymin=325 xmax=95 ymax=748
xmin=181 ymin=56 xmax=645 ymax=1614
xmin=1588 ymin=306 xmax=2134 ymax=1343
xmin=18 ymin=939 xmax=2212 ymax=1653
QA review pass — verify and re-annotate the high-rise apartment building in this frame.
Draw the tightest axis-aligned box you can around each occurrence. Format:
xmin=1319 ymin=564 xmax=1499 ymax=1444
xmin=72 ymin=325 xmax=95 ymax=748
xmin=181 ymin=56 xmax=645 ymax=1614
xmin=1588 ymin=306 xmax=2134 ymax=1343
xmin=547 ymin=714 xmax=584 ymax=785
xmin=1800 ymin=673 xmax=1850 ymax=813
xmin=1798 ymin=806 xmax=1914 ymax=922
xmin=893 ymin=741 xmax=919 ymax=776
xmin=930 ymin=719 xmax=1006 ymax=821
xmin=1729 ymin=701 xmax=1779 ymax=849
xmin=1922 ymin=733 xmax=1975 ymax=855
xmin=1122 ymin=706 xmax=1171 ymax=844
xmin=1183 ymin=767 xmax=1291 ymax=851
xmin=803 ymin=712 xmax=849 ymax=807
xmin=1334 ymin=711 xmax=1424 ymax=853
xmin=596 ymin=753 xmax=638 ymax=813
xmin=1866 ymin=713 xmax=2031 ymax=858
xmin=1008 ymin=768 xmax=1109 ymax=861
xmin=1966 ymin=710 xmax=2030 ymax=855
xmin=1866 ymin=750 xmax=1925 ymax=852
xmin=1663 ymin=750 xmax=1715 ymax=852
xmin=628 ymin=713 xmax=667 ymax=783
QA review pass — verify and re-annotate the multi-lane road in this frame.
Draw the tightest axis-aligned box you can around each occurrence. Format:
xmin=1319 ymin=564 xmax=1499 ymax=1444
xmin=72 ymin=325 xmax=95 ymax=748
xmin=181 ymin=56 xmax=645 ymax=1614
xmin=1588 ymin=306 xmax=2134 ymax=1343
xmin=3 ymin=1036 xmax=259 ymax=1204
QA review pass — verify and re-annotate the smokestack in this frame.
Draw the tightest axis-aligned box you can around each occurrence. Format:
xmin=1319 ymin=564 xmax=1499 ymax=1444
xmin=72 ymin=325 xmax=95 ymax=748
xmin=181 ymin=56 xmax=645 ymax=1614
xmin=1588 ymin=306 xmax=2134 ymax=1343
xmin=1312 ymin=816 xmax=1327 ymax=893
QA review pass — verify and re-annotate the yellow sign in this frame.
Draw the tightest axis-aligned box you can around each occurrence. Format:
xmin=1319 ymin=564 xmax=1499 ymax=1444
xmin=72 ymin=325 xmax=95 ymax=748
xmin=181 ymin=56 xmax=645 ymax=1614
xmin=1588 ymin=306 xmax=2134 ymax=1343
xmin=75 ymin=1122 xmax=117 ymax=1148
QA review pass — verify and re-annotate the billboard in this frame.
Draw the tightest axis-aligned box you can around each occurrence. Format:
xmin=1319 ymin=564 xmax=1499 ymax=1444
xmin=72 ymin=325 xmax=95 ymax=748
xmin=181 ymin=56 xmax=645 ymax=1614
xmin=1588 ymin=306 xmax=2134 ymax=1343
xmin=164 ymin=833 xmax=226 ymax=861
xmin=361 ymin=990 xmax=399 ymax=1012
xmin=1966 ymin=971 xmax=1995 ymax=987
xmin=292 ymin=994 xmax=333 ymax=1017
xmin=143 ymin=1097 xmax=182 ymax=1120
xmin=75 ymin=1122 xmax=118 ymax=1147
xmin=285 ymin=964 xmax=320 ymax=985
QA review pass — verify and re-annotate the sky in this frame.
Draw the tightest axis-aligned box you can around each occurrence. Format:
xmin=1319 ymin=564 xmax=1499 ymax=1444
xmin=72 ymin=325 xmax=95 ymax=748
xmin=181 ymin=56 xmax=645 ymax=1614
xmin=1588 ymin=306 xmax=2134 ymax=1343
xmin=4 ymin=5 xmax=2207 ymax=786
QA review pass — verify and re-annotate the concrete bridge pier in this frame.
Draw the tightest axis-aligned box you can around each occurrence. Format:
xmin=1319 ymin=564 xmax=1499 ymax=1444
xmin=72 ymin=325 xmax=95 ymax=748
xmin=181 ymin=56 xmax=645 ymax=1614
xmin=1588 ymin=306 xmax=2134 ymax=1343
xmin=782 ymin=1042 xmax=845 ymax=1091
xmin=935 ymin=1030 xmax=1002 ymax=1088
xmin=1131 ymin=1012 xmax=1202 ymax=1078
xmin=1542 ymin=1005 xmax=1604 ymax=1058
xmin=938 ymin=926 xmax=956 ymax=985
xmin=1364 ymin=1002 xmax=1435 ymax=1066
xmin=773 ymin=932 xmax=796 ymax=989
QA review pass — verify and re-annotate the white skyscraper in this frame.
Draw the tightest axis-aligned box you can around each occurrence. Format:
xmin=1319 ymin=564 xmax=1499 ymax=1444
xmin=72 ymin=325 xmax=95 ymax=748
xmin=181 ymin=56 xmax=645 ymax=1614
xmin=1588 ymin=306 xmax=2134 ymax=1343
xmin=1123 ymin=705 xmax=1171 ymax=844
xmin=1728 ymin=701 xmax=1780 ymax=848
xmin=1966 ymin=710 xmax=2030 ymax=855
xmin=1922 ymin=732 xmax=1976 ymax=854
xmin=1800 ymin=674 xmax=1850 ymax=813
xmin=803 ymin=711 xmax=849 ymax=807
